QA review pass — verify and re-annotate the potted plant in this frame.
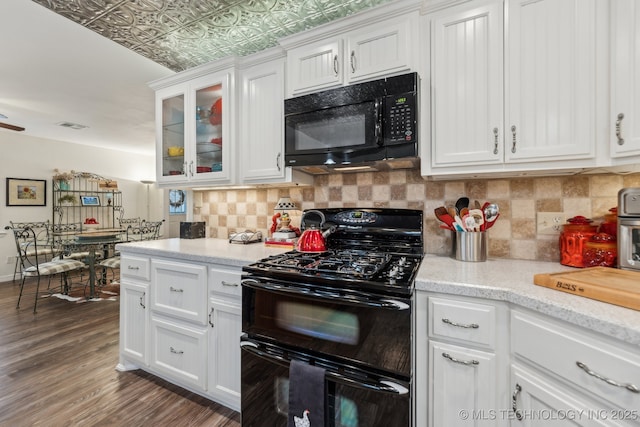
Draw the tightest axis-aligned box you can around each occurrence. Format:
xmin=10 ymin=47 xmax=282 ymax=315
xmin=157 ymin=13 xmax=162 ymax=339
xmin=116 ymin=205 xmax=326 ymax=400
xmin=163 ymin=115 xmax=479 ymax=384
xmin=58 ymin=194 xmax=77 ymax=206
xmin=53 ymin=169 xmax=75 ymax=190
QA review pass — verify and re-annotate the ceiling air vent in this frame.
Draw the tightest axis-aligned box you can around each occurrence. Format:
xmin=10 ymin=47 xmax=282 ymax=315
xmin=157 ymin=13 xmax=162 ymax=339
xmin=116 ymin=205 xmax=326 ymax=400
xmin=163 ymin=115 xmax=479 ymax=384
xmin=57 ymin=121 xmax=88 ymax=130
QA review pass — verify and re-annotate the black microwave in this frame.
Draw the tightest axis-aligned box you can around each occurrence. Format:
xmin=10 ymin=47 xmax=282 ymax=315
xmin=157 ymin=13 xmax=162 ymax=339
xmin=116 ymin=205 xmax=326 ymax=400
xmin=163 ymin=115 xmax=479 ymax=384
xmin=284 ymin=73 xmax=418 ymax=169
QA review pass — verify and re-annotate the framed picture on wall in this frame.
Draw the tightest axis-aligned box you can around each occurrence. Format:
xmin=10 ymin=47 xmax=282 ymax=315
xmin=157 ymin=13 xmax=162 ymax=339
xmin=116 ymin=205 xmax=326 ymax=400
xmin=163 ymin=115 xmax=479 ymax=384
xmin=6 ymin=178 xmax=47 ymax=206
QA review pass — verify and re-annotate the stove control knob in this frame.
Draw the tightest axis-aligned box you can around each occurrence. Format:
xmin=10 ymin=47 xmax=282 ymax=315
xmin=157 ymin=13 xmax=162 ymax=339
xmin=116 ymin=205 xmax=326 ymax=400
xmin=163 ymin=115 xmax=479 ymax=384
xmin=399 ymin=256 xmax=407 ymax=266
xmin=389 ymin=266 xmax=400 ymax=278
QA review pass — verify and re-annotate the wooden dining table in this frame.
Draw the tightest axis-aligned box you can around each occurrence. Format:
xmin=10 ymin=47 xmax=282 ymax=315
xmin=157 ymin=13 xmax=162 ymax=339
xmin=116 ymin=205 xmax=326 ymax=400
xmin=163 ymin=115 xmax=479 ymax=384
xmin=54 ymin=229 xmax=125 ymax=299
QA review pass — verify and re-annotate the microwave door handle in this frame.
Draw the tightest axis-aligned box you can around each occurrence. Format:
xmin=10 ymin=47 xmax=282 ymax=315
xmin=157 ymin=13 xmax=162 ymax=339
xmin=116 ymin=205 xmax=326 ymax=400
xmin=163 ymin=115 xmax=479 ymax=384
xmin=242 ymin=279 xmax=408 ymax=310
xmin=375 ymin=99 xmax=383 ymax=146
xmin=240 ymin=341 xmax=408 ymax=395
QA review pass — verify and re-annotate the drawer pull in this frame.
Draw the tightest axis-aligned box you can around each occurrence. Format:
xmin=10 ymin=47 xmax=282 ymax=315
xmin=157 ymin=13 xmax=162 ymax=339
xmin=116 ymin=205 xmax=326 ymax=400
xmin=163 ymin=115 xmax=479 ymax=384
xmin=127 ymin=265 xmax=140 ymax=270
xmin=442 ymin=352 xmax=479 ymax=366
xmin=170 ymin=346 xmax=184 ymax=355
xmin=576 ymin=361 xmax=640 ymax=393
xmin=169 ymin=286 xmax=183 ymax=293
xmin=221 ymin=281 xmax=239 ymax=287
xmin=442 ymin=318 xmax=479 ymax=329
xmin=616 ymin=113 xmax=625 ymax=145
xmin=512 ymin=383 xmax=523 ymax=421
xmin=209 ymin=307 xmax=214 ymax=328
xmin=139 ymin=292 xmax=145 ymax=309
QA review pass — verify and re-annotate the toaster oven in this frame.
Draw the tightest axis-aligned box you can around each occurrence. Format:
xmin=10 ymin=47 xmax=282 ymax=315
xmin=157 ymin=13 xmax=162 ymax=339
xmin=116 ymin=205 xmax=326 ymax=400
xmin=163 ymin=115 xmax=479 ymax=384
xmin=617 ymin=188 xmax=640 ymax=270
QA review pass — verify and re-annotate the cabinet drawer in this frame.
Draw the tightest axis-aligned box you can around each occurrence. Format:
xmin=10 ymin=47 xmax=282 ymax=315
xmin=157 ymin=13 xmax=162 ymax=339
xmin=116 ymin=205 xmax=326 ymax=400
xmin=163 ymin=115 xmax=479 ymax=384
xmin=512 ymin=310 xmax=640 ymax=411
xmin=209 ymin=266 xmax=241 ymax=298
xmin=151 ymin=316 xmax=207 ymax=390
xmin=120 ymin=254 xmax=150 ymax=281
xmin=428 ymin=297 xmax=496 ymax=349
xmin=151 ymin=259 xmax=207 ymax=324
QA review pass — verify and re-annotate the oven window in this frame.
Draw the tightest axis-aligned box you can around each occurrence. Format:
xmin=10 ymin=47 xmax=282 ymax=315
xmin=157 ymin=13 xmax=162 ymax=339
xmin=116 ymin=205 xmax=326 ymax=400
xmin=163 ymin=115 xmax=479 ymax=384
xmin=276 ymin=301 xmax=359 ymax=345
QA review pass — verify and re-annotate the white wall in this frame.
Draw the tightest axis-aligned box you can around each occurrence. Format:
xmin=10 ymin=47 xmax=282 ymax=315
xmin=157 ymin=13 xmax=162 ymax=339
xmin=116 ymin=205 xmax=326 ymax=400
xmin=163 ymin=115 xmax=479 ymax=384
xmin=0 ymin=131 xmax=163 ymax=282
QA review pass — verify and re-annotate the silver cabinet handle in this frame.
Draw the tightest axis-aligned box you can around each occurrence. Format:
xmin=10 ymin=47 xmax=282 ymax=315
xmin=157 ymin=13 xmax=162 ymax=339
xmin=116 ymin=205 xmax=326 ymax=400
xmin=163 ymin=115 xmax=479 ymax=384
xmin=170 ymin=346 xmax=184 ymax=355
xmin=169 ymin=286 xmax=183 ymax=293
xmin=139 ymin=291 xmax=145 ymax=309
xmin=616 ymin=113 xmax=625 ymax=145
xmin=576 ymin=361 xmax=639 ymax=393
xmin=442 ymin=352 xmax=479 ymax=366
xmin=350 ymin=50 xmax=356 ymax=73
xmin=493 ymin=127 xmax=499 ymax=155
xmin=222 ymin=280 xmax=239 ymax=287
xmin=189 ymin=160 xmax=194 ymax=177
xmin=276 ymin=152 xmax=281 ymax=171
xmin=333 ymin=55 xmax=339 ymax=76
xmin=512 ymin=383 xmax=523 ymax=421
xmin=209 ymin=307 xmax=214 ymax=327
xmin=442 ymin=318 xmax=479 ymax=329
xmin=511 ymin=125 xmax=517 ymax=153
xmin=127 ymin=265 xmax=139 ymax=270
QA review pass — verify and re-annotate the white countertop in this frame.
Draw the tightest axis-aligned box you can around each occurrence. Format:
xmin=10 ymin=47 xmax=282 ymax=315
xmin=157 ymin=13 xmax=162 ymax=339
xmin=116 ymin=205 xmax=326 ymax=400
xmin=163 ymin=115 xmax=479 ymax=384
xmin=417 ymin=254 xmax=640 ymax=346
xmin=117 ymin=238 xmax=640 ymax=347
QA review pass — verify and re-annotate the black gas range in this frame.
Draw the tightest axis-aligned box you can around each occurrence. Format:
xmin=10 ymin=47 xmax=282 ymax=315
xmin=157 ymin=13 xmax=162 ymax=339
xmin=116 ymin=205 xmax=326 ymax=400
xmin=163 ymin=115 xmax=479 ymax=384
xmin=240 ymin=208 xmax=423 ymax=427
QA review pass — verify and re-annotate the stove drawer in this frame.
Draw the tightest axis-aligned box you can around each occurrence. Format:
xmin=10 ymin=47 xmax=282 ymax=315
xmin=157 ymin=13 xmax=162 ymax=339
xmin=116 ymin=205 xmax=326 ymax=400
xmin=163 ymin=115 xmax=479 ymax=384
xmin=428 ymin=296 xmax=497 ymax=350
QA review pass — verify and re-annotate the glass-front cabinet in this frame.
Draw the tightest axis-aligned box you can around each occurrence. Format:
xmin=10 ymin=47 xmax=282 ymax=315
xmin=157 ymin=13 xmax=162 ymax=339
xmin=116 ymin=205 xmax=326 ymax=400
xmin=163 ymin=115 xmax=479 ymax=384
xmin=155 ymin=69 xmax=232 ymax=185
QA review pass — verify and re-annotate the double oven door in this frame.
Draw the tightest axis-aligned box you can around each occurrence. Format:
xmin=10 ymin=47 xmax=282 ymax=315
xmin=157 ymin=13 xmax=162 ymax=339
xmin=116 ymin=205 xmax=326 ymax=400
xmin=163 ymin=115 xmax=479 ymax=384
xmin=241 ymin=275 xmax=412 ymax=426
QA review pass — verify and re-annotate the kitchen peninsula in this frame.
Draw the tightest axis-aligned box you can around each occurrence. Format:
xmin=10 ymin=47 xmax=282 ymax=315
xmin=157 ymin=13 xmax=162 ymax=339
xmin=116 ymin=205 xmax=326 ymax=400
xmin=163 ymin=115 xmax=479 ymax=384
xmin=116 ymin=238 xmax=640 ymax=425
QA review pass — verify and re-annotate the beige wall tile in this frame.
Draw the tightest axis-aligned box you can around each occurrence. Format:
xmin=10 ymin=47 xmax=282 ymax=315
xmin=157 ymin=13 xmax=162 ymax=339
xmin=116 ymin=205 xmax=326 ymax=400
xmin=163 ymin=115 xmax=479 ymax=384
xmin=512 ymin=199 xmax=535 ymax=218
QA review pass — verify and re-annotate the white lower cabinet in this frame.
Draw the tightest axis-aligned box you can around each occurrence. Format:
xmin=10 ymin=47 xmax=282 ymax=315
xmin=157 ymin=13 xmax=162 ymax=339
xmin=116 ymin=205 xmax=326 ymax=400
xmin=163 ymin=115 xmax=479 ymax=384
xmin=415 ymin=292 xmax=509 ymax=427
xmin=119 ymin=281 xmax=149 ymax=369
xmin=119 ymin=252 xmax=244 ymax=412
xmin=207 ymin=297 xmax=241 ymax=410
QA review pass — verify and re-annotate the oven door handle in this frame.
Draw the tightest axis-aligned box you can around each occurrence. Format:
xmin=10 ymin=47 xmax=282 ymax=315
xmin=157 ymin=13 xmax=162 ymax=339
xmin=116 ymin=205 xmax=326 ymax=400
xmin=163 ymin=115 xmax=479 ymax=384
xmin=240 ymin=342 xmax=408 ymax=395
xmin=242 ymin=279 xmax=409 ymax=310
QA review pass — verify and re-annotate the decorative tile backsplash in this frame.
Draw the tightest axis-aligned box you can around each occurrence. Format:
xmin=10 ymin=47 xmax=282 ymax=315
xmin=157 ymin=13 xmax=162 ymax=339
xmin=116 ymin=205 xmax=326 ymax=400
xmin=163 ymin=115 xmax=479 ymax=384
xmin=193 ymin=169 xmax=640 ymax=262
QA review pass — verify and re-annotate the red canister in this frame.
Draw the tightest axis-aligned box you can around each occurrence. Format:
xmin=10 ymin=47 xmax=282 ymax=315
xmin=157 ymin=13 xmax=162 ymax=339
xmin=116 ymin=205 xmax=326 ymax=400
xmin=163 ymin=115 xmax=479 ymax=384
xmin=559 ymin=216 xmax=597 ymax=267
xmin=583 ymin=232 xmax=617 ymax=267
xmin=598 ymin=207 xmax=618 ymax=238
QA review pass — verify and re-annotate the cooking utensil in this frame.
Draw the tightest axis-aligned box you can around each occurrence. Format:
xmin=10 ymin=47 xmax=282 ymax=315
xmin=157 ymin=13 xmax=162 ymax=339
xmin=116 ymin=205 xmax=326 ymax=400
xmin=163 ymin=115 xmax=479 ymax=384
xmin=483 ymin=203 xmax=499 ymax=229
xmin=485 ymin=213 xmax=500 ymax=229
xmin=468 ymin=209 xmax=485 ymax=232
xmin=455 ymin=197 xmax=469 ymax=215
xmin=459 ymin=207 xmax=469 ymax=218
xmin=447 ymin=205 xmax=457 ymax=219
xmin=434 ymin=207 xmax=455 ymax=229
xmin=454 ymin=215 xmax=466 ymax=232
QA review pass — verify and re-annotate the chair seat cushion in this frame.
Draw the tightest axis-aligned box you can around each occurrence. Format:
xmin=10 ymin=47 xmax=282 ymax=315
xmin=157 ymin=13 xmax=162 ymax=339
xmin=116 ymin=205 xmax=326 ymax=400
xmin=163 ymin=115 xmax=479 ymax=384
xmin=23 ymin=259 xmax=85 ymax=277
xmin=99 ymin=256 xmax=121 ymax=269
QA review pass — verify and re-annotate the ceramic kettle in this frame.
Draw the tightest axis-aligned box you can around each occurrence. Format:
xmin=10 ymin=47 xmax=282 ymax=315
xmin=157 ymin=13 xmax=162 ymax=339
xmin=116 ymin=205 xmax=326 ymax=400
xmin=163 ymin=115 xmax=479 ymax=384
xmin=296 ymin=210 xmax=335 ymax=252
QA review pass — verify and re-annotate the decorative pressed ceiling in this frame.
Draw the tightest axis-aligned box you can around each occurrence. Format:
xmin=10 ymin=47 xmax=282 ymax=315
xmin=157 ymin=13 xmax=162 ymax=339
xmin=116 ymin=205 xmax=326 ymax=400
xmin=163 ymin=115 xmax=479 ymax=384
xmin=32 ymin=0 xmax=392 ymax=72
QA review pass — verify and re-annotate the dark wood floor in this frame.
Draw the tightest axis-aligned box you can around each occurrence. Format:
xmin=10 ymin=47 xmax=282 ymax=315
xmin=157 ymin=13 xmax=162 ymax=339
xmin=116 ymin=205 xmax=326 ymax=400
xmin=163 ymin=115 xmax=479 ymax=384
xmin=0 ymin=276 xmax=240 ymax=426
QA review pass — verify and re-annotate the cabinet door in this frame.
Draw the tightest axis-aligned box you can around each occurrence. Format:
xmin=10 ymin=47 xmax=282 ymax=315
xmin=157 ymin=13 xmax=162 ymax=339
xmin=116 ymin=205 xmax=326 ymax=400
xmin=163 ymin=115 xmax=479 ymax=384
xmin=120 ymin=281 xmax=149 ymax=368
xmin=511 ymin=365 xmax=611 ymax=427
xmin=611 ymin=0 xmax=640 ymax=158
xmin=188 ymin=72 xmax=233 ymax=184
xmin=430 ymin=0 xmax=504 ymax=167
xmin=156 ymin=83 xmax=187 ymax=183
xmin=505 ymin=0 xmax=596 ymax=163
xmin=207 ymin=298 xmax=241 ymax=411
xmin=239 ymin=59 xmax=286 ymax=182
xmin=287 ymin=39 xmax=343 ymax=96
xmin=429 ymin=341 xmax=502 ymax=427
xmin=346 ymin=13 xmax=416 ymax=84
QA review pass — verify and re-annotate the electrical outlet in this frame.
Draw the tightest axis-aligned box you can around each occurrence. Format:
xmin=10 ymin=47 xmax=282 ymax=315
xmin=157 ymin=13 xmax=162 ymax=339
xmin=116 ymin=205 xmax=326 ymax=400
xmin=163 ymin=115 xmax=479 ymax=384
xmin=537 ymin=212 xmax=566 ymax=235
xmin=6 ymin=256 xmax=15 ymax=265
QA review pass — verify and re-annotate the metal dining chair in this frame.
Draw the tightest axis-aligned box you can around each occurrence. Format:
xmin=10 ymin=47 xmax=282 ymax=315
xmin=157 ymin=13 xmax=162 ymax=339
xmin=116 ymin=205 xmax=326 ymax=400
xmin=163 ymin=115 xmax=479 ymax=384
xmin=7 ymin=220 xmax=55 ymax=282
xmin=7 ymin=226 xmax=86 ymax=313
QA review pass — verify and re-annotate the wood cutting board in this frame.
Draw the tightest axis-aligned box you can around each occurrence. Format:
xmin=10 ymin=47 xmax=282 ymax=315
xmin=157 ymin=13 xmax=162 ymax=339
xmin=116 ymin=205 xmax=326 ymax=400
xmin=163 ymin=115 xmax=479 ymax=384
xmin=533 ymin=267 xmax=640 ymax=311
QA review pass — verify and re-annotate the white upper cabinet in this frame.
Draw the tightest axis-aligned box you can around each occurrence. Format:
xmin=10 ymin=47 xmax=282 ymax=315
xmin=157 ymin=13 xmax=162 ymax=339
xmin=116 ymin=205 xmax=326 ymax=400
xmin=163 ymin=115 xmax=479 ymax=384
xmin=238 ymin=55 xmax=312 ymax=186
xmin=425 ymin=0 xmax=601 ymax=179
xmin=610 ymin=0 xmax=640 ymax=160
xmin=283 ymin=1 xmax=420 ymax=97
xmin=150 ymin=61 xmax=235 ymax=187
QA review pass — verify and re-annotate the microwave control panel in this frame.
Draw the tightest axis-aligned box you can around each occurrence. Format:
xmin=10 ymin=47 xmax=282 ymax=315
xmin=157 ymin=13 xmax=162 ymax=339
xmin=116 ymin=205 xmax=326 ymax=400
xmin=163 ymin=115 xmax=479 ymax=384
xmin=384 ymin=92 xmax=416 ymax=144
